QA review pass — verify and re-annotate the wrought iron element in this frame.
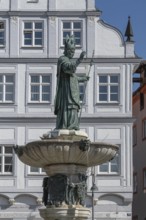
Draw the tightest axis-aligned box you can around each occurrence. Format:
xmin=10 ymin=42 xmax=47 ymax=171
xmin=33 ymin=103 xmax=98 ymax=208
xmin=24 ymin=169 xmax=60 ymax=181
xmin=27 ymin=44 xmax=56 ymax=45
xmin=79 ymin=139 xmax=90 ymax=151
xmin=42 ymin=174 xmax=87 ymax=207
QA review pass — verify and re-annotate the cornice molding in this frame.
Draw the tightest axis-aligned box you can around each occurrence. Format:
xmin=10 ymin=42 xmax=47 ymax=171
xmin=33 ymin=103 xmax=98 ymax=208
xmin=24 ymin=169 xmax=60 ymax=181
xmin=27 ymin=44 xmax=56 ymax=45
xmin=0 ymin=58 xmax=142 ymax=64
xmin=0 ymin=10 xmax=101 ymax=17
xmin=0 ymin=117 xmax=134 ymax=124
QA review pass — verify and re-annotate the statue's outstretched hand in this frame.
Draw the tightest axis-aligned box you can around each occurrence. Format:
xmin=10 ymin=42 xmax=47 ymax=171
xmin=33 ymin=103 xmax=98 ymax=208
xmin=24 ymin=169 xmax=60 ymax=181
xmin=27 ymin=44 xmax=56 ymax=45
xmin=79 ymin=51 xmax=86 ymax=60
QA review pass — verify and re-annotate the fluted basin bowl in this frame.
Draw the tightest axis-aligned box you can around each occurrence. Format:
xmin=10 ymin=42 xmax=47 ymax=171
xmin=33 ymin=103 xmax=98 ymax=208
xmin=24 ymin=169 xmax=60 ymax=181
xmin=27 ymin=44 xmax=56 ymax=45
xmin=14 ymin=139 xmax=119 ymax=168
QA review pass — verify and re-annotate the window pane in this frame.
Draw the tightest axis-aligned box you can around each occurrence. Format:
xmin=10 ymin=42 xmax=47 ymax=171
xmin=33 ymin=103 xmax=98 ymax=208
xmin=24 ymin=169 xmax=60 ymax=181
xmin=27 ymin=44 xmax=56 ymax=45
xmin=35 ymin=39 xmax=42 ymax=45
xmin=24 ymin=39 xmax=32 ymax=45
xmin=35 ymin=31 xmax=42 ymax=38
xmin=0 ymin=76 xmax=2 ymax=82
xmin=63 ymin=22 xmax=71 ymax=29
xmin=99 ymin=163 xmax=108 ymax=172
xmin=0 ymin=85 xmax=3 ymax=92
xmin=99 ymin=94 xmax=107 ymax=101
xmin=0 ymin=32 xmax=4 ymax=38
xmin=24 ymin=22 xmax=32 ymax=29
xmin=6 ymin=75 xmax=14 ymax=83
xmin=31 ymin=76 xmax=39 ymax=83
xmin=74 ymin=22 xmax=81 ymax=29
xmin=99 ymin=76 xmax=108 ymax=83
xmin=31 ymin=93 xmax=39 ymax=101
xmin=5 ymin=165 xmax=12 ymax=172
xmin=5 ymin=157 xmax=12 ymax=164
xmin=110 ymin=86 xmax=118 ymax=93
xmin=24 ymin=32 xmax=32 ymax=45
xmin=31 ymin=85 xmax=39 ymax=93
xmin=99 ymin=86 xmax=107 ymax=93
xmin=35 ymin=22 xmax=42 ymax=29
xmin=110 ymin=94 xmax=118 ymax=101
xmin=24 ymin=32 xmax=32 ymax=39
xmin=6 ymin=94 xmax=13 ymax=101
xmin=0 ymin=147 xmax=1 ymax=153
xmin=74 ymin=31 xmax=81 ymax=38
xmin=42 ymin=94 xmax=50 ymax=101
xmin=110 ymin=75 xmax=118 ymax=83
xmin=0 ymin=93 xmax=2 ymax=101
xmin=42 ymin=85 xmax=50 ymax=93
xmin=0 ymin=22 xmax=4 ymax=29
xmin=30 ymin=167 xmax=39 ymax=172
xmin=0 ymin=165 xmax=1 ymax=172
xmin=63 ymin=31 xmax=71 ymax=38
xmin=6 ymin=85 xmax=13 ymax=93
xmin=5 ymin=147 xmax=13 ymax=154
xmin=42 ymin=75 xmax=50 ymax=83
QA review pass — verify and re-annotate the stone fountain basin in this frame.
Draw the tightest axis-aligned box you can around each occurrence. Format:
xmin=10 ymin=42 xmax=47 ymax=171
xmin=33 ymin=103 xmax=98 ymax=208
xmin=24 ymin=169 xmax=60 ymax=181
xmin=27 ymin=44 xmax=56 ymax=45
xmin=15 ymin=139 xmax=118 ymax=168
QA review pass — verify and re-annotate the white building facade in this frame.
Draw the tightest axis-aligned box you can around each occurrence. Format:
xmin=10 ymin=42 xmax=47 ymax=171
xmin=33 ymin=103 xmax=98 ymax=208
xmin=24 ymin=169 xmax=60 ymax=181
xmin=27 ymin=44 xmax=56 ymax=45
xmin=0 ymin=0 xmax=141 ymax=219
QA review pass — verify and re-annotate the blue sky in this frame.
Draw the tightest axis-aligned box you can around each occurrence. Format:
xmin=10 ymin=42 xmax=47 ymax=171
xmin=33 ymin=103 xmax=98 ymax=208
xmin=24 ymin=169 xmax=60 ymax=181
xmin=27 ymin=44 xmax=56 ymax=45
xmin=95 ymin=0 xmax=146 ymax=59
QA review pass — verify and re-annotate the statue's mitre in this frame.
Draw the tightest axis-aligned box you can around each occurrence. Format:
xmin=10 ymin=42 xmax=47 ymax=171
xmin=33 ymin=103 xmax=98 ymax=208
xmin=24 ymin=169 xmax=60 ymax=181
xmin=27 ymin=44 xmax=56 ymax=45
xmin=64 ymin=35 xmax=75 ymax=51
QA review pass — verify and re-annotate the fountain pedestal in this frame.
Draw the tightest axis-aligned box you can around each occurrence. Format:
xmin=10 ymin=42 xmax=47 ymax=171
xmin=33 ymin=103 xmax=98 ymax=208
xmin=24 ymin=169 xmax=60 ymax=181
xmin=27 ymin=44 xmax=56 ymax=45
xmin=14 ymin=130 xmax=119 ymax=220
xmin=39 ymin=207 xmax=91 ymax=220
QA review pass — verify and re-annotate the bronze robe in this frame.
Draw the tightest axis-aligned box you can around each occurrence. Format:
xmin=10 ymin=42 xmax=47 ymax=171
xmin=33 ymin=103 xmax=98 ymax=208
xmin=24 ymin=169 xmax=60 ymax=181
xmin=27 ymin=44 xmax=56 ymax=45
xmin=54 ymin=55 xmax=81 ymax=130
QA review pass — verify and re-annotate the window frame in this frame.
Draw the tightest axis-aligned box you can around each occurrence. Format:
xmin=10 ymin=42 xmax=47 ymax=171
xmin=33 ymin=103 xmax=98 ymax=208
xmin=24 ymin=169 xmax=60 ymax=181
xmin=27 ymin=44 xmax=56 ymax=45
xmin=29 ymin=73 xmax=52 ymax=103
xmin=97 ymin=147 xmax=120 ymax=175
xmin=0 ymin=145 xmax=13 ymax=175
xmin=0 ymin=73 xmax=15 ymax=103
xmin=0 ymin=21 xmax=5 ymax=48
xmin=22 ymin=21 xmax=43 ymax=47
xmin=61 ymin=20 xmax=82 ymax=47
xmin=97 ymin=74 xmax=120 ymax=104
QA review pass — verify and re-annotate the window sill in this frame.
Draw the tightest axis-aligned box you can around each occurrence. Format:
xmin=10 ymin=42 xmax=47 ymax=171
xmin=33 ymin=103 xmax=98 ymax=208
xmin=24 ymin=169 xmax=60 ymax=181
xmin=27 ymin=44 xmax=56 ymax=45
xmin=27 ymin=102 xmax=51 ymax=105
xmin=0 ymin=173 xmax=13 ymax=176
xmin=97 ymin=173 xmax=119 ymax=176
xmin=21 ymin=46 xmax=43 ymax=49
xmin=27 ymin=0 xmax=39 ymax=3
xmin=95 ymin=102 xmax=121 ymax=106
xmin=0 ymin=102 xmax=16 ymax=105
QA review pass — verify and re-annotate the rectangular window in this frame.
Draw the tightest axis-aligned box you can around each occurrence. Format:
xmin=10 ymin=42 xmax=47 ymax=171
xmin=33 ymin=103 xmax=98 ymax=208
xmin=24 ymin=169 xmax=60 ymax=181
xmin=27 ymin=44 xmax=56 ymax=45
xmin=28 ymin=166 xmax=45 ymax=175
xmin=98 ymin=74 xmax=119 ymax=103
xmin=0 ymin=146 xmax=13 ymax=174
xmin=133 ymin=126 xmax=137 ymax=146
xmin=0 ymin=74 xmax=15 ymax=103
xmin=30 ymin=74 xmax=51 ymax=103
xmin=143 ymin=168 xmax=146 ymax=190
xmin=140 ymin=92 xmax=144 ymax=110
xmin=62 ymin=21 xmax=82 ymax=46
xmin=98 ymin=153 xmax=119 ymax=174
xmin=133 ymin=172 xmax=138 ymax=194
xmin=23 ymin=21 xmax=43 ymax=47
xmin=0 ymin=21 xmax=5 ymax=47
xmin=142 ymin=119 xmax=146 ymax=140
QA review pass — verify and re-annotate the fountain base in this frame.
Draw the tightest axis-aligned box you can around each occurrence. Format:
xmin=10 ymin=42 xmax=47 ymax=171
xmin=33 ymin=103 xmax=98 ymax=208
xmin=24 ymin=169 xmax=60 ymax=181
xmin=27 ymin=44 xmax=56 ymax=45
xmin=39 ymin=207 xmax=91 ymax=220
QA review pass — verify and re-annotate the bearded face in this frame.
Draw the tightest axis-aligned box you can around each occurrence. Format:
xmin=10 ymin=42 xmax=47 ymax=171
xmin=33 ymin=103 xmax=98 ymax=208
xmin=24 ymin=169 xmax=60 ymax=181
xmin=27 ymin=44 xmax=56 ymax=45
xmin=66 ymin=48 xmax=75 ymax=59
